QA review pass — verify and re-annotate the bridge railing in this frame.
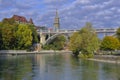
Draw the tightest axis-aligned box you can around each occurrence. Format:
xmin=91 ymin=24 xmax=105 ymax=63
xmin=96 ymin=28 xmax=117 ymax=33
xmin=38 ymin=28 xmax=117 ymax=33
xmin=38 ymin=29 xmax=79 ymax=33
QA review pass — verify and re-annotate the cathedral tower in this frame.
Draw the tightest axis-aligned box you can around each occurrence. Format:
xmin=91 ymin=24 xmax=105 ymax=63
xmin=54 ymin=9 xmax=60 ymax=31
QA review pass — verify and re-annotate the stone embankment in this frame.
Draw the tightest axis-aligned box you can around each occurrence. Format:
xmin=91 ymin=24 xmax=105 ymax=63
xmin=0 ymin=50 xmax=72 ymax=55
xmin=89 ymin=55 xmax=120 ymax=64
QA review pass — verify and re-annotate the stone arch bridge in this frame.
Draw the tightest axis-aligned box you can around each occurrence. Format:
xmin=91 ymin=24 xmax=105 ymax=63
xmin=38 ymin=28 xmax=117 ymax=45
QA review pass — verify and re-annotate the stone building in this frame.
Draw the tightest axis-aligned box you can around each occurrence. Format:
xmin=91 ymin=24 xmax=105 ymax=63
xmin=12 ymin=15 xmax=34 ymax=24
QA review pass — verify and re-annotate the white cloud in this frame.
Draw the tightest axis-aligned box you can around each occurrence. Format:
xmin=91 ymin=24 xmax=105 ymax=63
xmin=103 ymin=0 xmax=113 ymax=5
xmin=82 ymin=4 xmax=99 ymax=10
xmin=0 ymin=0 xmax=120 ymax=29
xmin=117 ymin=9 xmax=120 ymax=13
xmin=44 ymin=0 xmax=65 ymax=3
xmin=74 ymin=0 xmax=91 ymax=4
xmin=10 ymin=8 xmax=19 ymax=13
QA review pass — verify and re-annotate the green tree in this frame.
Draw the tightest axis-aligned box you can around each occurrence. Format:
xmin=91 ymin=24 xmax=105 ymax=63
xmin=0 ymin=27 xmax=3 ymax=49
xmin=116 ymin=27 xmax=120 ymax=40
xmin=15 ymin=24 xmax=33 ymax=49
xmin=0 ymin=17 xmax=37 ymax=50
xmin=1 ymin=24 xmax=17 ymax=49
xmin=100 ymin=36 xmax=120 ymax=50
xmin=0 ymin=18 xmax=18 ymax=49
xmin=52 ymin=35 xmax=66 ymax=50
xmin=28 ymin=24 xmax=38 ymax=43
xmin=79 ymin=23 xmax=99 ymax=55
xmin=2 ymin=18 xmax=16 ymax=25
xmin=43 ymin=35 xmax=66 ymax=50
xmin=69 ymin=22 xmax=99 ymax=57
xmin=0 ymin=22 xmax=2 ymax=27
xmin=69 ymin=32 xmax=82 ymax=55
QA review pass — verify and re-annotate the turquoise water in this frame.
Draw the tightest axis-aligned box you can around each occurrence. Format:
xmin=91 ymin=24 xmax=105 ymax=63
xmin=0 ymin=53 xmax=120 ymax=80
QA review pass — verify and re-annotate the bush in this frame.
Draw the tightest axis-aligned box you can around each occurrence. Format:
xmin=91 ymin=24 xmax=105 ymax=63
xmin=78 ymin=53 xmax=94 ymax=58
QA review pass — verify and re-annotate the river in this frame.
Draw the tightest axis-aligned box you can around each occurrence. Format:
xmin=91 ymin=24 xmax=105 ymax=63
xmin=0 ymin=53 xmax=120 ymax=80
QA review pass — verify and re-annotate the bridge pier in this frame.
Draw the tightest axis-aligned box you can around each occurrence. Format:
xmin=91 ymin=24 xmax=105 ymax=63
xmin=40 ymin=33 xmax=46 ymax=45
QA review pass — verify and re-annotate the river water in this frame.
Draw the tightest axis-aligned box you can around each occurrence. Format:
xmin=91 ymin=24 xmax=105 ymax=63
xmin=0 ymin=53 xmax=120 ymax=80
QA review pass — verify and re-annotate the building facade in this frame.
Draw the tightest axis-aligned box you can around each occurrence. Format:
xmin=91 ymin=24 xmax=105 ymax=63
xmin=12 ymin=15 xmax=34 ymax=24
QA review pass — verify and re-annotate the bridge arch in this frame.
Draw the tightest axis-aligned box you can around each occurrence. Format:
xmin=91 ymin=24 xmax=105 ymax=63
xmin=43 ymin=33 xmax=69 ymax=45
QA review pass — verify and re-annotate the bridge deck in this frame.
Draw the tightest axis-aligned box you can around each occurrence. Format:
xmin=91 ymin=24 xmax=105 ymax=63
xmin=37 ymin=28 xmax=117 ymax=34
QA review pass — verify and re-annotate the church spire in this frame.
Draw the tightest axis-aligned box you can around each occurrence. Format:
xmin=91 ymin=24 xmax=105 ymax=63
xmin=54 ymin=9 xmax=60 ymax=31
xmin=56 ymin=9 xmax=59 ymax=18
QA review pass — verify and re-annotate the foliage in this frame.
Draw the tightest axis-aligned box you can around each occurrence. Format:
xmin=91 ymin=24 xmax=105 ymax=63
xmin=43 ymin=35 xmax=66 ymax=50
xmin=78 ymin=52 xmax=94 ymax=58
xmin=116 ymin=27 xmax=120 ymax=41
xmin=100 ymin=36 xmax=120 ymax=50
xmin=69 ymin=32 xmax=82 ymax=55
xmin=0 ymin=18 xmax=18 ymax=49
xmin=69 ymin=22 xmax=100 ymax=57
xmin=2 ymin=18 xmax=16 ymax=25
xmin=43 ymin=44 xmax=54 ymax=50
xmin=15 ymin=24 xmax=33 ymax=49
xmin=0 ymin=27 xmax=3 ymax=49
xmin=2 ymin=26 xmax=14 ymax=49
xmin=28 ymin=24 xmax=38 ymax=43
xmin=79 ymin=23 xmax=100 ymax=55
xmin=0 ymin=18 xmax=38 ymax=50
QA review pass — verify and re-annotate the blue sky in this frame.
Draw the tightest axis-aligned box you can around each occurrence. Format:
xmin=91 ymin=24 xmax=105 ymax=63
xmin=0 ymin=0 xmax=120 ymax=29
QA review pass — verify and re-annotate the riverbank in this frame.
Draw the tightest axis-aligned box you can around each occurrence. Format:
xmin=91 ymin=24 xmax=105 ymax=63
xmin=0 ymin=50 xmax=72 ymax=55
xmin=39 ymin=50 xmax=72 ymax=53
xmin=88 ymin=55 xmax=120 ymax=64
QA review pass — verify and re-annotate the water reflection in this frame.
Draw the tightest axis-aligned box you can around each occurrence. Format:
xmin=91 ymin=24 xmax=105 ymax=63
xmin=0 ymin=55 xmax=33 ymax=80
xmin=0 ymin=53 xmax=120 ymax=80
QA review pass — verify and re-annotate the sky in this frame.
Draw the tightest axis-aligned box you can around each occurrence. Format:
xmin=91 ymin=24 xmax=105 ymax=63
xmin=0 ymin=0 xmax=120 ymax=29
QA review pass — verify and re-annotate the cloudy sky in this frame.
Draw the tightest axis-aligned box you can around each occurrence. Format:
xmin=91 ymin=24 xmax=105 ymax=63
xmin=0 ymin=0 xmax=120 ymax=29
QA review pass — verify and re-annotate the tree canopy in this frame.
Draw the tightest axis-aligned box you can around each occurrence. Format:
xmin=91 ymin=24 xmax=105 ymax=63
xmin=100 ymin=36 xmax=120 ymax=50
xmin=15 ymin=24 xmax=33 ymax=49
xmin=69 ymin=22 xmax=100 ymax=57
xmin=43 ymin=35 xmax=66 ymax=50
xmin=69 ymin=32 xmax=82 ymax=55
xmin=116 ymin=27 xmax=120 ymax=41
xmin=0 ymin=18 xmax=38 ymax=50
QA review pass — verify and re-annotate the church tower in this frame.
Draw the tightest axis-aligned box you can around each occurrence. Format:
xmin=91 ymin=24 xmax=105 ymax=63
xmin=54 ymin=9 xmax=60 ymax=31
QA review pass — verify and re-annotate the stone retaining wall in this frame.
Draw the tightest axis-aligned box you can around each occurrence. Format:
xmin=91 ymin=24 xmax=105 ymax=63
xmin=0 ymin=50 xmax=27 ymax=53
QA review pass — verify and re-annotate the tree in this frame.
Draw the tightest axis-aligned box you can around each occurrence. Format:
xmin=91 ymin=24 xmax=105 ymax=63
xmin=52 ymin=35 xmax=66 ymax=50
xmin=43 ymin=35 xmax=66 ymax=50
xmin=1 ymin=23 xmax=18 ymax=49
xmin=0 ymin=18 xmax=19 ymax=49
xmin=116 ymin=27 xmax=120 ymax=40
xmin=69 ymin=32 xmax=82 ymax=55
xmin=0 ymin=17 xmax=37 ymax=50
xmin=28 ymin=24 xmax=38 ymax=43
xmin=15 ymin=24 xmax=33 ymax=49
xmin=79 ymin=23 xmax=99 ymax=55
xmin=2 ymin=18 xmax=16 ymax=25
xmin=69 ymin=22 xmax=100 ymax=57
xmin=100 ymin=36 xmax=120 ymax=50
xmin=0 ymin=27 xmax=3 ymax=49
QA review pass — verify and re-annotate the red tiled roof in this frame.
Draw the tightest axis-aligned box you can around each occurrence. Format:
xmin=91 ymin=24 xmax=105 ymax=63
xmin=12 ymin=15 xmax=34 ymax=24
